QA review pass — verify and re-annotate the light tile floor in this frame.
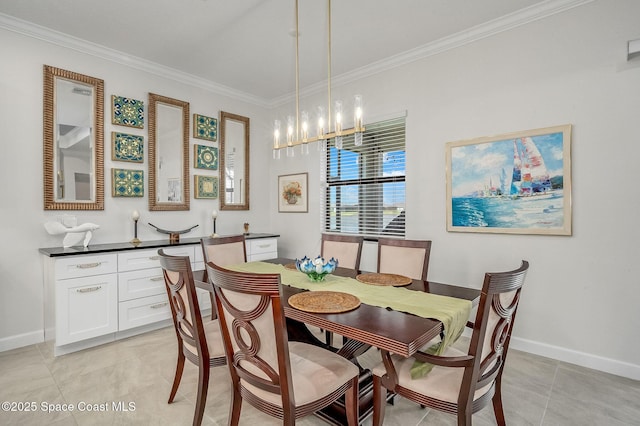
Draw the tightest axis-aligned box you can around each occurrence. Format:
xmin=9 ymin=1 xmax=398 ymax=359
xmin=1 ymin=326 xmax=638 ymax=425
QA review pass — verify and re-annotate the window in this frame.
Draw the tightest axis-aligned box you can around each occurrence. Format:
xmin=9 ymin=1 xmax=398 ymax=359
xmin=322 ymin=116 xmax=406 ymax=237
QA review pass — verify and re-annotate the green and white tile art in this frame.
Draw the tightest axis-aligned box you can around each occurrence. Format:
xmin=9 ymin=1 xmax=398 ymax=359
xmin=194 ymin=175 xmax=218 ymax=199
xmin=112 ymin=95 xmax=144 ymax=128
xmin=194 ymin=144 xmax=218 ymax=170
xmin=112 ymin=168 xmax=144 ymax=197
xmin=112 ymin=132 xmax=144 ymax=162
xmin=193 ymin=113 xmax=217 ymax=141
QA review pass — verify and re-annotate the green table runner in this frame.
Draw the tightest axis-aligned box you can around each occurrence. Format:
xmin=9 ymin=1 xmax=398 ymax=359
xmin=228 ymin=262 xmax=471 ymax=377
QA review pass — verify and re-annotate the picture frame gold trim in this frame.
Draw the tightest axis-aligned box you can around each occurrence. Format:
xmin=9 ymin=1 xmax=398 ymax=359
xmin=278 ymin=172 xmax=308 ymax=213
xmin=445 ymin=124 xmax=572 ymax=235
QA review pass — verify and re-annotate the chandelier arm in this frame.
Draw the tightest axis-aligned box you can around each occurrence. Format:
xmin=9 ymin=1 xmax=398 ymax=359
xmin=327 ymin=0 xmax=332 ymax=131
xmin=295 ymin=0 xmax=300 ymax=139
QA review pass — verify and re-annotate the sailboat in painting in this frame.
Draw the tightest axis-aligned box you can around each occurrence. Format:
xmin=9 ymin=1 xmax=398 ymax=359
xmin=509 ymin=137 xmax=553 ymax=198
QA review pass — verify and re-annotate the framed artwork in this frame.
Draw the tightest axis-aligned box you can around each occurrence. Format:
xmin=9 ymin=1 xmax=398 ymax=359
xmin=194 ymin=175 xmax=219 ymax=199
xmin=194 ymin=144 xmax=218 ymax=170
xmin=278 ymin=172 xmax=308 ymax=213
xmin=111 ymin=95 xmax=144 ymax=128
xmin=112 ymin=168 xmax=144 ymax=197
xmin=445 ymin=124 xmax=572 ymax=235
xmin=111 ymin=132 xmax=143 ymax=162
xmin=193 ymin=113 xmax=217 ymax=141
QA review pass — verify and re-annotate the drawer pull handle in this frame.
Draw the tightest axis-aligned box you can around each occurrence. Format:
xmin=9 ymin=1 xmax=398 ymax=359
xmin=149 ymin=255 xmax=160 ymax=261
xmin=150 ymin=276 xmax=164 ymax=282
xmin=258 ymin=244 xmax=271 ymax=248
xmin=76 ymin=262 xmax=101 ymax=269
xmin=77 ymin=286 xmax=101 ymax=293
xmin=150 ymin=302 xmax=168 ymax=309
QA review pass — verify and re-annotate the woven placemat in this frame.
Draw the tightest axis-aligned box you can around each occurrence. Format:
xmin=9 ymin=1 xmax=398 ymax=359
xmin=284 ymin=263 xmax=298 ymax=271
xmin=356 ymin=272 xmax=412 ymax=287
xmin=288 ymin=291 xmax=361 ymax=313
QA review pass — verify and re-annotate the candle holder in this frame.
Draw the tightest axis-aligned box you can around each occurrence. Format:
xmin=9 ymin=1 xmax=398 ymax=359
xmin=131 ymin=210 xmax=141 ymax=245
xmin=211 ymin=210 xmax=219 ymax=238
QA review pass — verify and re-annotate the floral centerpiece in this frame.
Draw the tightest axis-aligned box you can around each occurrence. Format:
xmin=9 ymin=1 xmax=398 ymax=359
xmin=282 ymin=181 xmax=302 ymax=204
xmin=295 ymin=256 xmax=338 ymax=282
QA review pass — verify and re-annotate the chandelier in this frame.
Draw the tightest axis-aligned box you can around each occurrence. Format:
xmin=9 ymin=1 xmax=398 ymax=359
xmin=273 ymin=0 xmax=364 ymax=159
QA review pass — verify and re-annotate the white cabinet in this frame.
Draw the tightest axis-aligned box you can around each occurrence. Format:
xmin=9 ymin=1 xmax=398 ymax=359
xmin=42 ymin=234 xmax=277 ymax=355
xmin=245 ymin=238 xmax=278 ymax=261
xmin=52 ymin=254 xmax=118 ymax=346
xmin=116 ymin=246 xmax=194 ymax=331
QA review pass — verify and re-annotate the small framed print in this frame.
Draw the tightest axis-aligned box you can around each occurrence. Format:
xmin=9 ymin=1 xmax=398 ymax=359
xmin=194 ymin=175 xmax=218 ymax=199
xmin=112 ymin=95 xmax=144 ymax=128
xmin=112 ymin=132 xmax=143 ymax=162
xmin=278 ymin=172 xmax=308 ymax=213
xmin=194 ymin=144 xmax=218 ymax=170
xmin=193 ymin=113 xmax=217 ymax=141
xmin=112 ymin=168 xmax=144 ymax=197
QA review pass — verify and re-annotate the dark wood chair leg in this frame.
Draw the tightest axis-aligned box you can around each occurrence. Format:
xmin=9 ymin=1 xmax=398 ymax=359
xmin=228 ymin=382 xmax=242 ymax=426
xmin=325 ymin=330 xmax=333 ymax=347
xmin=168 ymin=351 xmax=185 ymax=403
xmin=193 ymin=363 xmax=210 ymax=426
xmin=492 ymin=377 xmax=506 ymax=426
xmin=345 ymin=377 xmax=359 ymax=426
xmin=372 ymin=375 xmax=387 ymax=426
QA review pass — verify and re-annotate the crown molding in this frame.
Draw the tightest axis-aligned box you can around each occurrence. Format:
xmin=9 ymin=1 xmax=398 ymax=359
xmin=1 ymin=0 xmax=593 ymax=110
xmin=269 ymin=0 xmax=594 ymax=107
xmin=0 ymin=12 xmax=271 ymax=108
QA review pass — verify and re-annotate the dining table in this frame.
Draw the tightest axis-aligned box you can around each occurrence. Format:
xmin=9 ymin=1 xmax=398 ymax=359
xmin=195 ymin=258 xmax=479 ymax=425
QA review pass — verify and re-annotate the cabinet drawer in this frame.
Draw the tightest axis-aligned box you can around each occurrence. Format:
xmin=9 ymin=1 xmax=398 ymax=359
xmin=118 ymin=294 xmax=171 ymax=331
xmin=55 ymin=254 xmax=117 ymax=280
xmin=118 ymin=246 xmax=195 ymax=272
xmin=247 ymin=239 xmax=278 ymax=256
xmin=55 ymin=274 xmax=118 ymax=345
xmin=118 ymin=268 xmax=166 ymax=302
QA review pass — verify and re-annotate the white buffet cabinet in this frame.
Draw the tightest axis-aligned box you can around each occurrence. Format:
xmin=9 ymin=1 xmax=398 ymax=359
xmin=41 ymin=234 xmax=278 ymax=356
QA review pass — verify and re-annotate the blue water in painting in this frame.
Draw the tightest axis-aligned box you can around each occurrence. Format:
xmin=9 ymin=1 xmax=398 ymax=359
xmin=452 ymin=193 xmax=564 ymax=229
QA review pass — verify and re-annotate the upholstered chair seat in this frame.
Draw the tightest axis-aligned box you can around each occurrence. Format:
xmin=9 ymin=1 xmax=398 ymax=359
xmin=182 ymin=318 xmax=226 ymax=360
xmin=242 ymin=341 xmax=358 ymax=407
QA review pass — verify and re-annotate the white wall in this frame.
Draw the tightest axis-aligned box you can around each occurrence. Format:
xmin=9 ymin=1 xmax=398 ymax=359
xmin=270 ymin=0 xmax=640 ymax=379
xmin=0 ymin=27 xmax=271 ymax=350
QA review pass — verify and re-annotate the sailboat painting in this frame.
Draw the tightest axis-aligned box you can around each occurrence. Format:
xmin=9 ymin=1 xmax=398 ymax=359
xmin=446 ymin=124 xmax=572 ymax=235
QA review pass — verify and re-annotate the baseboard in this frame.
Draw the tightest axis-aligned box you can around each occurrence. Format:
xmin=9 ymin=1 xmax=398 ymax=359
xmin=0 ymin=330 xmax=44 ymax=353
xmin=510 ymin=336 xmax=640 ymax=381
xmin=460 ymin=329 xmax=639 ymax=380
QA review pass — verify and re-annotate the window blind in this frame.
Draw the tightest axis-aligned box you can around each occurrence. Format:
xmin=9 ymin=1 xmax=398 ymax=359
xmin=322 ymin=116 xmax=406 ymax=237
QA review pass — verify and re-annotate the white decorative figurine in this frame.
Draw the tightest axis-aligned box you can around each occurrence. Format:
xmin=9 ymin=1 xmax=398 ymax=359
xmin=44 ymin=221 xmax=100 ymax=248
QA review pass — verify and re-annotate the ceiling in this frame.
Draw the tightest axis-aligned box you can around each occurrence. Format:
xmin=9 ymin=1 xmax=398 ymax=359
xmin=0 ymin=0 xmax=582 ymax=105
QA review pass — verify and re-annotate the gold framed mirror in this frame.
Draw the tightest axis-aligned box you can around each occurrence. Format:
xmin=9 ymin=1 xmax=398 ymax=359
xmin=220 ymin=111 xmax=250 ymax=210
xmin=43 ymin=65 xmax=104 ymax=210
xmin=148 ymin=93 xmax=190 ymax=211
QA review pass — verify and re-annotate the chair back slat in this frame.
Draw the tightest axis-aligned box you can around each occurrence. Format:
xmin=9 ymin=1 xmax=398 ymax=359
xmin=463 ymin=261 xmax=529 ymax=404
xmin=159 ymin=250 xmax=209 ymax=361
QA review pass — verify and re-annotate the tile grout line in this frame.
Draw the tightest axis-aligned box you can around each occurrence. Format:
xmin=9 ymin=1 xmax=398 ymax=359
xmin=539 ymin=362 xmax=560 ymax=426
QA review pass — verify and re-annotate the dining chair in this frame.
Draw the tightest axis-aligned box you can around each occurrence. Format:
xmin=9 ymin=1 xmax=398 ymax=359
xmin=205 ymin=261 xmax=360 ymax=426
xmin=200 ymin=235 xmax=247 ymax=319
xmin=321 ymin=233 xmax=364 ymax=272
xmin=377 ymin=237 xmax=432 ymax=281
xmin=158 ymin=249 xmax=227 ymax=426
xmin=371 ymin=260 xmax=530 ymax=426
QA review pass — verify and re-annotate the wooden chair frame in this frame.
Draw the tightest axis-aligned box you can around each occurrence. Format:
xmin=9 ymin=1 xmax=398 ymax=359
xmin=158 ymin=249 xmax=226 ymax=426
xmin=373 ymin=260 xmax=529 ymax=426
xmin=321 ymin=233 xmax=364 ymax=272
xmin=206 ymin=261 xmax=359 ymax=425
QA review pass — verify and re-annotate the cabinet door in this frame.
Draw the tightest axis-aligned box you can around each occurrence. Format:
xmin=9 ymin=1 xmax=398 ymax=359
xmin=247 ymin=238 xmax=278 ymax=261
xmin=55 ymin=274 xmax=118 ymax=345
xmin=118 ymin=268 xmax=166 ymax=302
xmin=118 ymin=294 xmax=171 ymax=331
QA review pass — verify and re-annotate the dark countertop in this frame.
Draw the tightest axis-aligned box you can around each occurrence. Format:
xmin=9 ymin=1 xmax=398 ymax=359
xmin=39 ymin=233 xmax=279 ymax=257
